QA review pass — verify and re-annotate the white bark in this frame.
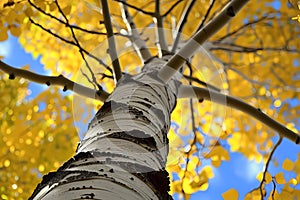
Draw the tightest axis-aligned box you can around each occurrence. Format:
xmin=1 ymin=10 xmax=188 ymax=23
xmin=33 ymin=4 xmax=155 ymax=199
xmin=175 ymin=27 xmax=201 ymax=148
xmin=29 ymin=58 xmax=179 ymax=200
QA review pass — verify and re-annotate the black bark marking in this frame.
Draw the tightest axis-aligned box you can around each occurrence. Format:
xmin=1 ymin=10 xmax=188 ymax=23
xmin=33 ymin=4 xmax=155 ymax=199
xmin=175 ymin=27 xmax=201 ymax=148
xmin=81 ymin=193 xmax=95 ymax=199
xmin=107 ymin=130 xmax=158 ymax=151
xmin=45 ymin=81 xmax=50 ymax=86
xmin=9 ymin=73 xmax=15 ymax=80
xmin=296 ymin=136 xmax=300 ymax=144
xmin=226 ymin=6 xmax=235 ymax=17
xmin=96 ymin=90 xmax=102 ymax=96
xmin=63 ymin=85 xmax=67 ymax=92
xmin=29 ymin=170 xmax=98 ymax=200
xmin=133 ymin=169 xmax=173 ymax=200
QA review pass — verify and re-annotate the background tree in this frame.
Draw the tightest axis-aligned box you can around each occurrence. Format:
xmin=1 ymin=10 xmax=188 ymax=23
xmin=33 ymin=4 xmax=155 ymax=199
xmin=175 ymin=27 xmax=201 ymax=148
xmin=0 ymin=0 xmax=299 ymax=199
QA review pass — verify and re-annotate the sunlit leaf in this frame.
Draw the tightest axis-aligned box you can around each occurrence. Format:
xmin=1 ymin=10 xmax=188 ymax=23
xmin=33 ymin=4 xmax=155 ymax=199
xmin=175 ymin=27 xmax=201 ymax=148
xmin=282 ymin=158 xmax=294 ymax=171
xmin=222 ymin=188 xmax=239 ymax=200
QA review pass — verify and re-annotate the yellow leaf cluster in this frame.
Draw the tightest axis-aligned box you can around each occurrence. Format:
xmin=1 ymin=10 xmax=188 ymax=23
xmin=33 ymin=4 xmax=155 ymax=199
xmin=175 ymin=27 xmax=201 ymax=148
xmin=0 ymin=74 xmax=78 ymax=199
xmin=0 ymin=0 xmax=299 ymax=199
xmin=204 ymin=146 xmax=230 ymax=167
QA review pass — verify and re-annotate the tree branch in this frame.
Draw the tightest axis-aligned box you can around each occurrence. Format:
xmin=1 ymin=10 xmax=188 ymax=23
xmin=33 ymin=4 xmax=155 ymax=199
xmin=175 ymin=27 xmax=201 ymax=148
xmin=216 ymin=15 xmax=273 ymax=42
xmin=100 ymin=0 xmax=122 ymax=83
xmin=171 ymin=0 xmax=196 ymax=52
xmin=113 ymin=0 xmax=154 ymax=16
xmin=259 ymin=137 xmax=282 ymax=200
xmin=54 ymin=0 xmax=101 ymax=91
xmin=209 ymin=44 xmax=300 ymax=53
xmin=182 ymin=74 xmax=221 ymax=92
xmin=28 ymin=17 xmax=113 ymax=74
xmin=162 ymin=0 xmax=184 ymax=17
xmin=120 ymin=2 xmax=152 ymax=62
xmin=158 ymin=0 xmax=249 ymax=82
xmin=195 ymin=0 xmax=216 ymax=32
xmin=0 ymin=60 xmax=109 ymax=101
xmin=154 ymin=0 xmax=169 ymax=56
xmin=27 ymin=0 xmax=112 ymax=36
xmin=178 ymin=85 xmax=300 ymax=144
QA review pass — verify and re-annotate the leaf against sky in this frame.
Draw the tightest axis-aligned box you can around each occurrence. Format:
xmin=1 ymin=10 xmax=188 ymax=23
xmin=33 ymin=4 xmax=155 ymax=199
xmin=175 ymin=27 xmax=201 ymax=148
xmin=0 ymin=0 xmax=299 ymax=199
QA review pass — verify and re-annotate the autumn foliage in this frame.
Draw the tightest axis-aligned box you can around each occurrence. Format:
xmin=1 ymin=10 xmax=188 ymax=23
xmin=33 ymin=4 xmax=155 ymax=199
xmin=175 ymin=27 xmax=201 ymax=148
xmin=0 ymin=0 xmax=299 ymax=199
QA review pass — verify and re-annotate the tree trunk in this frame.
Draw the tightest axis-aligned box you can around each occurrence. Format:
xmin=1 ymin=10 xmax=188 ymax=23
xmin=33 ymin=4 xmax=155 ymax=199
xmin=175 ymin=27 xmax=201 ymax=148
xmin=29 ymin=58 xmax=179 ymax=200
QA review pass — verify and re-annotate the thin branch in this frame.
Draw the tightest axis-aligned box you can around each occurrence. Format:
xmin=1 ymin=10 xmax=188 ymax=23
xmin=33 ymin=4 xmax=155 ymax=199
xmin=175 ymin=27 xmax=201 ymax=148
xmin=206 ymin=0 xmax=230 ymax=24
xmin=0 ymin=60 xmax=109 ymax=101
xmin=171 ymin=0 xmax=197 ymax=52
xmin=130 ymin=1 xmax=154 ymax=18
xmin=154 ymin=0 xmax=169 ymax=56
xmin=158 ymin=0 xmax=250 ymax=82
xmin=209 ymin=43 xmax=300 ymax=53
xmin=271 ymin=180 xmax=276 ymax=200
xmin=162 ymin=0 xmax=184 ymax=17
xmin=222 ymin=61 xmax=300 ymax=92
xmin=259 ymin=137 xmax=283 ymax=200
xmin=54 ymin=0 xmax=101 ymax=90
xmin=216 ymin=15 xmax=273 ymax=41
xmin=29 ymin=17 xmax=113 ymax=74
xmin=26 ymin=0 xmax=127 ymax=40
xmin=120 ymin=2 xmax=152 ymax=61
xmin=178 ymin=85 xmax=300 ymax=144
xmin=100 ymin=0 xmax=122 ymax=82
xmin=196 ymin=0 xmax=216 ymax=32
xmin=113 ymin=0 xmax=154 ymax=16
xmin=27 ymin=0 xmax=111 ymax=36
xmin=28 ymin=17 xmax=75 ymax=45
xmin=97 ymin=72 xmax=114 ymax=80
xmin=226 ymin=66 xmax=269 ymax=86
xmin=182 ymin=74 xmax=221 ymax=92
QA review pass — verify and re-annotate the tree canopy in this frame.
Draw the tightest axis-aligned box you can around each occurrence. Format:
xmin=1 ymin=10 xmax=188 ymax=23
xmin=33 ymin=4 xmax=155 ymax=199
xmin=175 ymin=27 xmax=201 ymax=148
xmin=0 ymin=0 xmax=299 ymax=199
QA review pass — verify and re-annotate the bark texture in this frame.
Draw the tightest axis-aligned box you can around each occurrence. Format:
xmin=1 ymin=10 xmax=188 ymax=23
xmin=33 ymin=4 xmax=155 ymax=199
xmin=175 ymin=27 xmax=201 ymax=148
xmin=30 ymin=58 xmax=180 ymax=200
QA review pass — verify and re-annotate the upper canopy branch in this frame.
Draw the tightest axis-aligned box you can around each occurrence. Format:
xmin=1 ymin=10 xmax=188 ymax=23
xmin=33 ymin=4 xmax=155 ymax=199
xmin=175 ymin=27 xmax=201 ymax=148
xmin=0 ymin=60 xmax=109 ymax=102
xmin=178 ymin=85 xmax=300 ymax=144
xmin=100 ymin=0 xmax=122 ymax=83
xmin=27 ymin=0 xmax=111 ymax=36
xmin=120 ymin=1 xmax=152 ymax=62
xmin=28 ymin=17 xmax=113 ymax=74
xmin=158 ymin=0 xmax=249 ymax=83
xmin=55 ymin=0 xmax=102 ymax=91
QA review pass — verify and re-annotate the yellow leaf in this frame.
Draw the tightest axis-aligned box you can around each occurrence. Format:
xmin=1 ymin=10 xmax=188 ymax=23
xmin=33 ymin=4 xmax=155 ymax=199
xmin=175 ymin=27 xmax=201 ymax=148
xmin=38 ymin=164 xmax=45 ymax=172
xmin=273 ymin=99 xmax=282 ymax=108
xmin=204 ymin=146 xmax=230 ymax=161
xmin=202 ymin=166 xmax=214 ymax=179
xmin=62 ymin=5 xmax=72 ymax=15
xmin=9 ymin=25 xmax=21 ymax=37
xmin=1 ymin=194 xmax=8 ymax=200
xmin=211 ymin=159 xmax=221 ymax=168
xmin=282 ymin=158 xmax=294 ymax=171
xmin=267 ymin=190 xmax=280 ymax=200
xmin=264 ymin=172 xmax=272 ymax=184
xmin=289 ymin=178 xmax=298 ymax=185
xmin=258 ymin=87 xmax=266 ymax=96
xmin=222 ymin=188 xmax=239 ymax=200
xmin=4 ymin=159 xmax=10 ymax=167
xmin=275 ymin=172 xmax=286 ymax=184
xmin=256 ymin=171 xmax=263 ymax=182
xmin=0 ymin=29 xmax=8 ymax=41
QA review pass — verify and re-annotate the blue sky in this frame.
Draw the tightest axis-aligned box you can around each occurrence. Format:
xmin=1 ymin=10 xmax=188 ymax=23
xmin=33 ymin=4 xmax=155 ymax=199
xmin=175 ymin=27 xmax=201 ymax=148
xmin=1 ymin=34 xmax=300 ymax=199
